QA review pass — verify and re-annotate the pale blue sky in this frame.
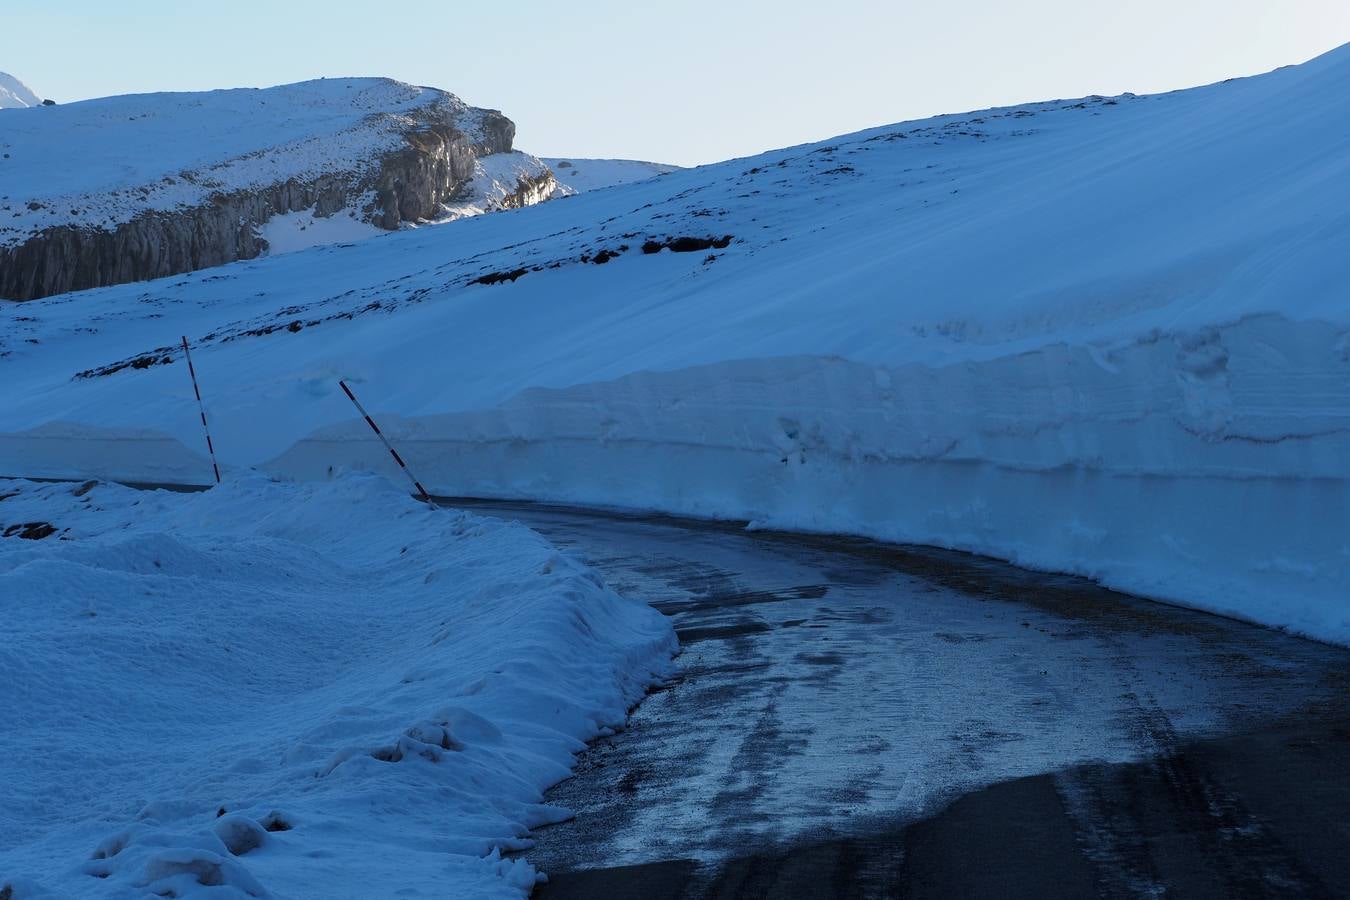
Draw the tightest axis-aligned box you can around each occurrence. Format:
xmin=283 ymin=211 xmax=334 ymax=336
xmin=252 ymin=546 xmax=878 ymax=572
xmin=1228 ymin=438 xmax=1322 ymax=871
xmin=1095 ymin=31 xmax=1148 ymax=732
xmin=4 ymin=1 xmax=1348 ymax=165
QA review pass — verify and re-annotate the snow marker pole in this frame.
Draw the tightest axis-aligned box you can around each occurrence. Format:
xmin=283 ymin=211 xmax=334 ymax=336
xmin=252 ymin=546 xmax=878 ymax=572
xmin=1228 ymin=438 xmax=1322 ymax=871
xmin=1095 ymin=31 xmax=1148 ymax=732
xmin=180 ymin=336 xmax=221 ymax=484
xmin=338 ymin=380 xmax=433 ymax=504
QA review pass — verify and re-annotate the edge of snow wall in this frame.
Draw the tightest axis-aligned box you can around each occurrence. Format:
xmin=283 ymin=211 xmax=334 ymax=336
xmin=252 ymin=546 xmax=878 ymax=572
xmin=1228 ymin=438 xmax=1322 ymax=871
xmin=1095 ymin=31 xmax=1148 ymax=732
xmin=271 ymin=313 xmax=1350 ymax=645
xmin=2 ymin=313 xmax=1345 ymax=643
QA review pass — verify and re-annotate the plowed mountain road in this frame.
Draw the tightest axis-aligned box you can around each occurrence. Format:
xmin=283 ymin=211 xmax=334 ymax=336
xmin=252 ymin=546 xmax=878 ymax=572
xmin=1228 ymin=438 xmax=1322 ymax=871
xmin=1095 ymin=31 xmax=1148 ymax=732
xmin=446 ymin=500 xmax=1350 ymax=900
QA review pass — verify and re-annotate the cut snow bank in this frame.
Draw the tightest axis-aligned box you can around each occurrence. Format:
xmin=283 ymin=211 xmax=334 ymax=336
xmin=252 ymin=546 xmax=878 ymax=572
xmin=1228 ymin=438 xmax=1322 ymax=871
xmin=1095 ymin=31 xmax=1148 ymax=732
xmin=267 ymin=316 xmax=1349 ymax=645
xmin=0 ymin=475 xmax=675 ymax=898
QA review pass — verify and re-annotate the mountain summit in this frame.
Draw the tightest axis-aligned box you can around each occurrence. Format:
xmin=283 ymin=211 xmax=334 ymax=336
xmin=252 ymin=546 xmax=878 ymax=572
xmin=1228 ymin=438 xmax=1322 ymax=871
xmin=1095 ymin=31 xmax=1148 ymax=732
xmin=0 ymin=70 xmax=42 ymax=108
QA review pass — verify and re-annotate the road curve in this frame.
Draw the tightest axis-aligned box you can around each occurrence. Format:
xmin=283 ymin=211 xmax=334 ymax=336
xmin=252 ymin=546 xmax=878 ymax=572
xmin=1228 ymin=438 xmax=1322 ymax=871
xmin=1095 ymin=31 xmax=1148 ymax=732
xmin=443 ymin=499 xmax=1350 ymax=900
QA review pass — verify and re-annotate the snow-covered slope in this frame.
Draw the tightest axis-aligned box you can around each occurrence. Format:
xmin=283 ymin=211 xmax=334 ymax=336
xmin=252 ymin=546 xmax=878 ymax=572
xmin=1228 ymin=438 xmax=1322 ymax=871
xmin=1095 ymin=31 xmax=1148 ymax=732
xmin=544 ymin=157 xmax=680 ymax=192
xmin=0 ymin=71 xmax=41 ymax=108
xmin=2 ymin=45 xmax=1348 ymax=642
xmin=0 ymin=475 xmax=674 ymax=897
xmin=0 ymin=78 xmax=561 ymax=299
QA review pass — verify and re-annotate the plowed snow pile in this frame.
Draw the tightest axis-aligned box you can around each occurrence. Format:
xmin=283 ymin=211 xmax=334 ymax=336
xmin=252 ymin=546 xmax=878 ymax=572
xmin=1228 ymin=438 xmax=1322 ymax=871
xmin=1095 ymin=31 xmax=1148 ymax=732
xmin=0 ymin=476 xmax=675 ymax=898
xmin=1 ymin=44 xmax=1348 ymax=643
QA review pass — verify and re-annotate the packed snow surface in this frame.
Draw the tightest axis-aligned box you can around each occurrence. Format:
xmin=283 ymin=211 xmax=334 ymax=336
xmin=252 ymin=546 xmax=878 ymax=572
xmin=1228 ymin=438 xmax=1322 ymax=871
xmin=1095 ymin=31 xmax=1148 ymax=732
xmin=543 ymin=157 xmax=680 ymax=193
xmin=0 ymin=475 xmax=675 ymax=898
xmin=2 ymin=45 xmax=1349 ymax=642
xmin=0 ymin=78 xmax=492 ymax=248
xmin=0 ymin=71 xmax=41 ymax=108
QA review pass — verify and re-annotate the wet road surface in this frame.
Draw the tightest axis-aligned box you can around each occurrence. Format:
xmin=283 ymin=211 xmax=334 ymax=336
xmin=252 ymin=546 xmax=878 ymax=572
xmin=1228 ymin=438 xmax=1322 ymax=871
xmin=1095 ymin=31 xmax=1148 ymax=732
xmin=445 ymin=499 xmax=1350 ymax=900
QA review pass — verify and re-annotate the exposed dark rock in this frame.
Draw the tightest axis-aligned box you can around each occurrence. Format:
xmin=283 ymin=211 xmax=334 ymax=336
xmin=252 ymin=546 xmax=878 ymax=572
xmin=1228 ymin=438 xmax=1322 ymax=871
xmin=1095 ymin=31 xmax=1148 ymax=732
xmin=641 ymin=235 xmax=734 ymax=254
xmin=3 ymin=521 xmax=57 ymax=539
xmin=472 ymin=267 xmax=530 ymax=286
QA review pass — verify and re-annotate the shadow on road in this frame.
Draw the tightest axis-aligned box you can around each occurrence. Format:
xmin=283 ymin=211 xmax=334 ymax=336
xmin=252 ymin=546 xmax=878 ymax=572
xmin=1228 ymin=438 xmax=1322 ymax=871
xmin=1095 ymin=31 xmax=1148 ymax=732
xmin=538 ymin=709 xmax=1350 ymax=899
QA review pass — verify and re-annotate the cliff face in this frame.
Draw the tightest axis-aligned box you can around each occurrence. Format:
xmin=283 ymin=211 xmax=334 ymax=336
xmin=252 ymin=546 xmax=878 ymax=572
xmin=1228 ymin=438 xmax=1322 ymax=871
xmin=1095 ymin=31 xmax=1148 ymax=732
xmin=0 ymin=82 xmax=551 ymax=301
xmin=368 ymin=112 xmax=515 ymax=227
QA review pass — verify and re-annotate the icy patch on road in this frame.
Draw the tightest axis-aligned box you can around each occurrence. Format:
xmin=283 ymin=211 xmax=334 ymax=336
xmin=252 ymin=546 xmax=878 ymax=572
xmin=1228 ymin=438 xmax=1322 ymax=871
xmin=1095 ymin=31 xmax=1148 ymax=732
xmin=0 ymin=475 xmax=675 ymax=898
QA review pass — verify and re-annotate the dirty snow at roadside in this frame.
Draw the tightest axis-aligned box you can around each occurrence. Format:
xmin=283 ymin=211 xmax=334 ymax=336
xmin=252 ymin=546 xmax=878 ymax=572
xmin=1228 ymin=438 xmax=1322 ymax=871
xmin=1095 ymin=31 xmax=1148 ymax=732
xmin=0 ymin=475 xmax=675 ymax=898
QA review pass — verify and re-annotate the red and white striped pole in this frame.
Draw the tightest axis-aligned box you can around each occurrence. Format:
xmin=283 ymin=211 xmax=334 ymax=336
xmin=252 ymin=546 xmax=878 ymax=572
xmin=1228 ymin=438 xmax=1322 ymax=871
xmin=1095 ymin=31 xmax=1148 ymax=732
xmin=181 ymin=336 xmax=221 ymax=484
xmin=338 ymin=380 xmax=433 ymax=504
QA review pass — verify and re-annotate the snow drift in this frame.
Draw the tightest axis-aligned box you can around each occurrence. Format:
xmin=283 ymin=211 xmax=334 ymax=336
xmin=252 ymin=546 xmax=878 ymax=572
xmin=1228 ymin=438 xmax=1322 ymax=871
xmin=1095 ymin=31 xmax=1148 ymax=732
xmin=1 ymin=45 xmax=1347 ymax=642
xmin=0 ymin=475 xmax=675 ymax=898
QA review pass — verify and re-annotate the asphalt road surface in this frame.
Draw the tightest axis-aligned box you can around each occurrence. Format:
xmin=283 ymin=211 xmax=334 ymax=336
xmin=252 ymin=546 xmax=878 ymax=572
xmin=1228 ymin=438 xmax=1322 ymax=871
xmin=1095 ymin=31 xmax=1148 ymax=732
xmin=445 ymin=499 xmax=1350 ymax=900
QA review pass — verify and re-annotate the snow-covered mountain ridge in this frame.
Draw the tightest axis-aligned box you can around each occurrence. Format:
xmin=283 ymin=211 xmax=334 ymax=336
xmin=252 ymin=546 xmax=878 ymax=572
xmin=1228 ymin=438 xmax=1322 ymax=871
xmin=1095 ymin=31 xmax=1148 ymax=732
xmin=544 ymin=157 xmax=680 ymax=192
xmin=0 ymin=78 xmax=562 ymax=299
xmin=0 ymin=71 xmax=42 ymax=108
xmin=2 ymin=45 xmax=1348 ymax=642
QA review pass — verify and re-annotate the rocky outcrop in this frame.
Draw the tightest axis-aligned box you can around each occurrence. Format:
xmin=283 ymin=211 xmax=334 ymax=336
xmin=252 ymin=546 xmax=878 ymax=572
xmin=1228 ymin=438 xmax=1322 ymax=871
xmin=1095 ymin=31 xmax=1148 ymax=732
xmin=368 ymin=112 xmax=514 ymax=228
xmin=0 ymin=95 xmax=548 ymax=301
xmin=496 ymin=167 xmax=562 ymax=211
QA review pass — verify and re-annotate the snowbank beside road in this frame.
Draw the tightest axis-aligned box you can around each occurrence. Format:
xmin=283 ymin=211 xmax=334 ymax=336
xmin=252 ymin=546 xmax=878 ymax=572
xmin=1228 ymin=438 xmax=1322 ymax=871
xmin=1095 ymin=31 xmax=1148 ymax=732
xmin=0 ymin=475 xmax=675 ymax=898
xmin=1 ymin=44 xmax=1348 ymax=645
xmin=268 ymin=315 xmax=1349 ymax=646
